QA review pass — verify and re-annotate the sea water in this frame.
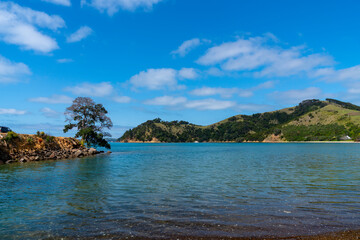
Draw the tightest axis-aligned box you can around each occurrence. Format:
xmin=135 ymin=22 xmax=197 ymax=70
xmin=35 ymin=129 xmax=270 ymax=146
xmin=0 ymin=143 xmax=359 ymax=239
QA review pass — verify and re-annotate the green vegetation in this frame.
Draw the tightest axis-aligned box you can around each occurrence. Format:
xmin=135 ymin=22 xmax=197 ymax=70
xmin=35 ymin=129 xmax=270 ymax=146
xmin=26 ymin=136 xmax=34 ymax=144
xmin=326 ymin=98 xmax=360 ymax=111
xmin=63 ymin=97 xmax=113 ymax=149
xmin=282 ymin=124 xmax=348 ymax=141
xmin=4 ymin=131 xmax=19 ymax=143
xmin=36 ymin=131 xmax=55 ymax=143
xmin=119 ymin=99 xmax=360 ymax=142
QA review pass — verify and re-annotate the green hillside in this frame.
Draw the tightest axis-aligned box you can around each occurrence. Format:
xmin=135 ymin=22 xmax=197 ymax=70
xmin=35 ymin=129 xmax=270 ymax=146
xmin=119 ymin=99 xmax=360 ymax=142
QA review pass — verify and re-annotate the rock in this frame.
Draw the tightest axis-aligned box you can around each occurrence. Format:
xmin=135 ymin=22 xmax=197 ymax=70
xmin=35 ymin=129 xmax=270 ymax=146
xmin=49 ymin=152 xmax=56 ymax=159
xmin=5 ymin=160 xmax=14 ymax=164
xmin=89 ymin=148 xmax=98 ymax=155
xmin=107 ymin=151 xmax=112 ymax=154
xmin=74 ymin=150 xmax=83 ymax=158
xmin=20 ymin=158 xmax=28 ymax=163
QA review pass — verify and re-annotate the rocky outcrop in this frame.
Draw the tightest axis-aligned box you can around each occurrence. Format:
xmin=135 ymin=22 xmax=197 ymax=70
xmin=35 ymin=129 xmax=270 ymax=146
xmin=0 ymin=133 xmax=103 ymax=165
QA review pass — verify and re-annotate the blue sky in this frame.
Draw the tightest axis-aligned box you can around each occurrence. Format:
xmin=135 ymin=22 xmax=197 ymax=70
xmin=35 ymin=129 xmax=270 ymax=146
xmin=1 ymin=0 xmax=360 ymax=137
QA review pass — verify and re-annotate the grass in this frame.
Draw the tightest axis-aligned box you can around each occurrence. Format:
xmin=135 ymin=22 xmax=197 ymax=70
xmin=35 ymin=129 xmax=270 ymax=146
xmin=287 ymin=104 xmax=360 ymax=126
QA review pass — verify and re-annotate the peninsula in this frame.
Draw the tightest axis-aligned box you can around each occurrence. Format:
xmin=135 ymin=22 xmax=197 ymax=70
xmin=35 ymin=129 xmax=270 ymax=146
xmin=119 ymin=99 xmax=360 ymax=143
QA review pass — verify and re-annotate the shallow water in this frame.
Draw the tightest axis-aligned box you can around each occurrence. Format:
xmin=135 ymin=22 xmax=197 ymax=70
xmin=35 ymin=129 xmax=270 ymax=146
xmin=0 ymin=143 xmax=360 ymax=239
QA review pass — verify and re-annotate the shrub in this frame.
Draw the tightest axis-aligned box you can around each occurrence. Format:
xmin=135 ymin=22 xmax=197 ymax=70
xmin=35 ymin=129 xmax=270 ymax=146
xmin=36 ymin=131 xmax=46 ymax=138
xmin=4 ymin=131 xmax=19 ymax=143
xmin=45 ymin=135 xmax=55 ymax=143
xmin=36 ymin=131 xmax=54 ymax=143
xmin=26 ymin=137 xmax=34 ymax=144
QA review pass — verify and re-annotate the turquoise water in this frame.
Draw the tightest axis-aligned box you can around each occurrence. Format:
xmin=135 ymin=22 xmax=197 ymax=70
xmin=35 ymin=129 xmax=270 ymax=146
xmin=1 ymin=143 xmax=360 ymax=239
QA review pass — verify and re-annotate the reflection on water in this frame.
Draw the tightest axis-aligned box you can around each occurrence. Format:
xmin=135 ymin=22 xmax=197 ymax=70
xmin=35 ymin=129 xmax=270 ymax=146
xmin=0 ymin=143 xmax=360 ymax=239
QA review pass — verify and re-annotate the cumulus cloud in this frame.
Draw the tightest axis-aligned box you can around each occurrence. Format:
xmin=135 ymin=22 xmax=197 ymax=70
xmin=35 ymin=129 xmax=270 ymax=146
xmin=41 ymin=0 xmax=71 ymax=6
xmin=113 ymin=96 xmax=131 ymax=103
xmin=130 ymin=68 xmax=177 ymax=90
xmin=29 ymin=94 xmax=73 ymax=104
xmin=0 ymin=2 xmax=65 ymax=53
xmin=67 ymin=26 xmax=93 ymax=43
xmin=40 ymin=107 xmax=62 ymax=118
xmin=171 ymin=38 xmax=210 ymax=57
xmin=82 ymin=0 xmax=163 ymax=15
xmin=190 ymin=81 xmax=275 ymax=98
xmin=0 ymin=55 xmax=31 ymax=83
xmin=178 ymin=68 xmax=198 ymax=79
xmin=0 ymin=108 xmax=26 ymax=115
xmin=129 ymin=68 xmax=198 ymax=90
xmin=269 ymin=87 xmax=323 ymax=104
xmin=197 ymin=35 xmax=333 ymax=78
xmin=145 ymin=96 xmax=236 ymax=110
xmin=65 ymin=82 xmax=114 ymax=97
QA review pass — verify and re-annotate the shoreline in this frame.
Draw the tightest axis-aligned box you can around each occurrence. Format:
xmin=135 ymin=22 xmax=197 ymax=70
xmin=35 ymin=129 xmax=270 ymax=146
xmin=0 ymin=133 xmax=104 ymax=165
xmin=54 ymin=229 xmax=360 ymax=240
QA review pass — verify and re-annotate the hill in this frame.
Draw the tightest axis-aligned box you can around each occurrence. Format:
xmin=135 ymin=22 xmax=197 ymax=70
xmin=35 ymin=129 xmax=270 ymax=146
xmin=118 ymin=99 xmax=360 ymax=143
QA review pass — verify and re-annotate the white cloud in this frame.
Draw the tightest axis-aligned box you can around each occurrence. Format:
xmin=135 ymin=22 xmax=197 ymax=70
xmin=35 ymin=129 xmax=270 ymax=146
xmin=318 ymin=65 xmax=360 ymax=82
xmin=67 ymin=26 xmax=93 ymax=43
xmin=41 ymin=0 xmax=71 ymax=6
xmin=197 ymin=35 xmax=333 ymax=78
xmin=113 ymin=96 xmax=131 ymax=103
xmin=57 ymin=58 xmax=73 ymax=63
xmin=144 ymin=96 xmax=187 ymax=106
xmin=29 ymin=95 xmax=73 ymax=104
xmin=178 ymin=68 xmax=198 ymax=79
xmin=0 ymin=55 xmax=31 ymax=83
xmin=82 ymin=0 xmax=163 ymax=15
xmin=345 ymin=81 xmax=360 ymax=94
xmin=65 ymin=82 xmax=114 ymax=97
xmin=190 ymin=81 xmax=275 ymax=98
xmin=269 ymin=87 xmax=323 ymax=104
xmin=0 ymin=2 xmax=65 ymax=53
xmin=252 ymin=80 xmax=275 ymax=90
xmin=236 ymin=103 xmax=272 ymax=112
xmin=171 ymin=38 xmax=210 ymax=57
xmin=206 ymin=67 xmax=225 ymax=77
xmin=145 ymin=96 xmax=235 ymax=110
xmin=40 ymin=107 xmax=62 ymax=118
xmin=130 ymin=68 xmax=194 ymax=90
xmin=190 ymin=87 xmax=239 ymax=98
xmin=185 ymin=99 xmax=236 ymax=110
xmin=0 ymin=108 xmax=26 ymax=115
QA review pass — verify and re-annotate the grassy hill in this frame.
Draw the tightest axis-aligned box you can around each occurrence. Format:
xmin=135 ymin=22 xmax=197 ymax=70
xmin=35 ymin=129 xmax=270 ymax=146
xmin=118 ymin=99 xmax=360 ymax=142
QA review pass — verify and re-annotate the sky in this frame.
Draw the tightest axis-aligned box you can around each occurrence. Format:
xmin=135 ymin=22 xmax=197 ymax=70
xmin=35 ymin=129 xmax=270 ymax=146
xmin=1 ymin=0 xmax=360 ymax=137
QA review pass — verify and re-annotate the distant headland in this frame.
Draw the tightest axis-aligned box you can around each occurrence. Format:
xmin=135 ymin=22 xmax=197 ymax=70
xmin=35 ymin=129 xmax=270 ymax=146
xmin=119 ymin=98 xmax=360 ymax=143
